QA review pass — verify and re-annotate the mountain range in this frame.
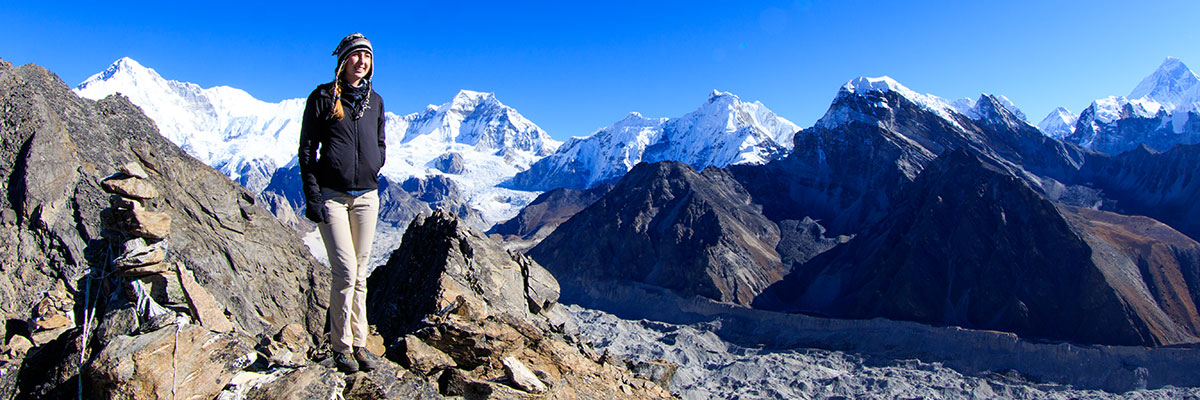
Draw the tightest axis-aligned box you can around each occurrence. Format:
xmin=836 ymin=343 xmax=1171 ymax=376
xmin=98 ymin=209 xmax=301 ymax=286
xmin=7 ymin=52 xmax=1200 ymax=397
xmin=1038 ymin=57 xmax=1200 ymax=155
xmin=531 ymin=63 xmax=1200 ymax=349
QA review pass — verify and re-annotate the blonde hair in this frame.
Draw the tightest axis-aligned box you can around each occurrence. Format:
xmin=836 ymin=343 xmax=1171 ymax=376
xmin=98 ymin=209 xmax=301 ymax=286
xmin=330 ymin=59 xmax=347 ymax=121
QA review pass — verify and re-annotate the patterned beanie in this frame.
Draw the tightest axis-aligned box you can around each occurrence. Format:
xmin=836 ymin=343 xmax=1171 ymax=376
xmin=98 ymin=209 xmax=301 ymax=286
xmin=332 ymin=33 xmax=373 ymax=79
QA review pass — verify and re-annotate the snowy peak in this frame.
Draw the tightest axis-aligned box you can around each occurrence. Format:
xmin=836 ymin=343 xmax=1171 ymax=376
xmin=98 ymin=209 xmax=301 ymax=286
xmin=74 ymin=57 xmax=307 ymax=193
xmin=85 ymin=57 xmax=151 ymax=83
xmin=450 ymin=89 xmax=499 ymax=110
xmin=1128 ymin=57 xmax=1200 ymax=109
xmin=397 ymin=90 xmax=560 ymax=156
xmin=842 ymin=76 xmax=909 ymax=95
xmin=824 ymin=75 xmax=962 ymax=128
xmin=1037 ymin=107 xmax=1078 ymax=139
xmin=509 ymin=91 xmax=798 ymax=191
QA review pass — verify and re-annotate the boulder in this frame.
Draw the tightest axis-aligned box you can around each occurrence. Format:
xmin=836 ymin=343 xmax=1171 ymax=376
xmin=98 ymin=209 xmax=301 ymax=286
xmin=628 ymin=359 xmax=678 ymax=390
xmin=101 ymin=176 xmax=159 ymax=200
xmin=114 ymin=241 xmax=167 ymax=268
xmin=242 ymin=367 xmax=345 ymax=400
xmin=87 ymin=324 xmax=256 ymax=400
xmin=399 ymin=334 xmax=456 ymax=375
xmin=502 ymin=356 xmax=547 ymax=394
xmin=100 ymin=207 xmax=172 ymax=240
xmin=93 ymin=302 xmax=138 ymax=347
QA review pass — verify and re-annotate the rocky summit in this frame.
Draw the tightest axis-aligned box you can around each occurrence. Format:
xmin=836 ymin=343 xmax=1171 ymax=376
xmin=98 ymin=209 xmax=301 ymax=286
xmin=0 ymin=59 xmax=335 ymax=397
xmin=756 ymin=149 xmax=1200 ymax=347
xmin=367 ymin=208 xmax=673 ymax=399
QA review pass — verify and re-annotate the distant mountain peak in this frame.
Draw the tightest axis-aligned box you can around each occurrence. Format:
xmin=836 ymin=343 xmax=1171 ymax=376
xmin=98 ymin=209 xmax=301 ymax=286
xmin=1037 ymin=107 xmax=1078 ymax=139
xmin=1129 ymin=57 xmax=1198 ymax=102
xmin=708 ymin=89 xmax=737 ymax=103
xmin=78 ymin=57 xmax=162 ymax=90
xmin=842 ymin=76 xmax=907 ymax=95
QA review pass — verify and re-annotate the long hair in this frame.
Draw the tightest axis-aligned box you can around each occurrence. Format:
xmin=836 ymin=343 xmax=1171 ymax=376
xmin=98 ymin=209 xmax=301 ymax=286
xmin=330 ymin=60 xmax=348 ymax=121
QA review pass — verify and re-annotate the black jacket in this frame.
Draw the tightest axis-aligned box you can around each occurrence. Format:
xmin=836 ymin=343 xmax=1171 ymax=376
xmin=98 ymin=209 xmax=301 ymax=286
xmin=298 ymin=82 xmax=386 ymax=203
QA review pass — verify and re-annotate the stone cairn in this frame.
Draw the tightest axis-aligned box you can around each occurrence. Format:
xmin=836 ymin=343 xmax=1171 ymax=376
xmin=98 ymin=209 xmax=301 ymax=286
xmin=98 ymin=162 xmax=232 ymax=334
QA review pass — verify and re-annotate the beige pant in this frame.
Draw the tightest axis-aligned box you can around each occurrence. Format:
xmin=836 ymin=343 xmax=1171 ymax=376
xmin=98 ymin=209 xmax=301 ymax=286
xmin=318 ymin=188 xmax=379 ymax=353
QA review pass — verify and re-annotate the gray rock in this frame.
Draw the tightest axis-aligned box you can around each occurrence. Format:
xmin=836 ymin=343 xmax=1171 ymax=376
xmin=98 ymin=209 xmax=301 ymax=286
xmin=502 ymin=356 xmax=547 ymax=394
xmin=243 ymin=367 xmax=345 ymax=400
xmin=114 ymin=241 xmax=166 ymax=268
xmin=93 ymin=302 xmax=139 ymax=347
xmin=135 ymin=269 xmax=186 ymax=306
xmin=178 ymin=265 xmax=234 ymax=333
xmin=101 ymin=176 xmax=159 ymax=199
xmin=399 ymin=334 xmax=456 ymax=375
xmin=431 ymin=152 xmax=466 ymax=174
xmin=100 ymin=207 xmax=171 ymax=240
xmin=627 ymin=359 xmax=678 ymax=390
xmin=368 ymin=208 xmax=561 ymax=341
xmin=120 ymin=161 xmax=150 ymax=180
xmin=86 ymin=324 xmax=256 ymax=400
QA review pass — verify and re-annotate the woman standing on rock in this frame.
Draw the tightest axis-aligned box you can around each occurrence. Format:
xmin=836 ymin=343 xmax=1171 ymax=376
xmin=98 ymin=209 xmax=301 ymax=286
xmin=298 ymin=32 xmax=385 ymax=373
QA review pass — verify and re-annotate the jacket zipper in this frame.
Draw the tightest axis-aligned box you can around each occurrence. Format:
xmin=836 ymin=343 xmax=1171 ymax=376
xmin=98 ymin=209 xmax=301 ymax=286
xmin=353 ymin=110 xmax=360 ymax=188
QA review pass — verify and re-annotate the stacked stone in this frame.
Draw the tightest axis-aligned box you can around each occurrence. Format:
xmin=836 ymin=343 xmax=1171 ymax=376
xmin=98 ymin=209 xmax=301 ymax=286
xmin=99 ymin=162 xmax=232 ymax=333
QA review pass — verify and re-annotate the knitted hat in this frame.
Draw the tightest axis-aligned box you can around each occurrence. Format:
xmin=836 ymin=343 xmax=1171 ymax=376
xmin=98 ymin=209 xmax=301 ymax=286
xmin=332 ymin=33 xmax=373 ymax=78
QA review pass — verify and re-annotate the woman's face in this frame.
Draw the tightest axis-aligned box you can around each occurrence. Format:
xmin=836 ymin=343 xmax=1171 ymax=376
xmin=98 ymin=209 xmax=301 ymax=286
xmin=342 ymin=50 xmax=372 ymax=85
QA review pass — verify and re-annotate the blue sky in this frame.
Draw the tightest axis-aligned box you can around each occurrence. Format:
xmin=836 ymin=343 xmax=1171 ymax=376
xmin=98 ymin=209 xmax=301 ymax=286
xmin=3 ymin=1 xmax=1198 ymax=141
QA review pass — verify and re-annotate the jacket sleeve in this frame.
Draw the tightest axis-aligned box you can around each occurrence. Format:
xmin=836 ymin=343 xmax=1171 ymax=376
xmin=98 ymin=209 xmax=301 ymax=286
xmin=298 ymin=88 xmax=324 ymax=204
xmin=377 ymin=94 xmax=386 ymax=168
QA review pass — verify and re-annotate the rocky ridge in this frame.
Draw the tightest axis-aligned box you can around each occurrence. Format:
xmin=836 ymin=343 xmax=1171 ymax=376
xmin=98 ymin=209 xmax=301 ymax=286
xmin=367 ymin=208 xmax=673 ymax=398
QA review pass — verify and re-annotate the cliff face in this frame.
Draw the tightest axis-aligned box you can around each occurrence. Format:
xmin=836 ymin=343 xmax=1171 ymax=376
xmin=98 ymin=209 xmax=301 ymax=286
xmin=756 ymin=149 xmax=1200 ymax=346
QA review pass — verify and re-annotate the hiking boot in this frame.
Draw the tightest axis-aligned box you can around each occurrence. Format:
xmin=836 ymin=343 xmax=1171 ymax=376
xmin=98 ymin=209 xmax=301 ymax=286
xmin=334 ymin=351 xmax=359 ymax=373
xmin=354 ymin=346 xmax=379 ymax=371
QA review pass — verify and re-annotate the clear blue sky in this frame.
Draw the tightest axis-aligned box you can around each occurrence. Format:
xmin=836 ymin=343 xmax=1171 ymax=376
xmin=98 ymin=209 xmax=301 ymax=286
xmin=3 ymin=1 xmax=1198 ymax=141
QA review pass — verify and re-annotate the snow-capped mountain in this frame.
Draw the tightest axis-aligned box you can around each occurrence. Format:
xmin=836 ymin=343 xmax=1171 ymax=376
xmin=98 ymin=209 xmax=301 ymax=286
xmin=75 ymin=57 xmax=305 ymax=193
xmin=74 ymin=58 xmax=560 ymax=225
xmin=508 ymin=90 xmax=799 ymax=191
xmin=1065 ymin=57 xmax=1200 ymax=154
xmin=817 ymin=76 xmax=1027 ymax=131
xmin=1037 ymin=107 xmax=1078 ymax=139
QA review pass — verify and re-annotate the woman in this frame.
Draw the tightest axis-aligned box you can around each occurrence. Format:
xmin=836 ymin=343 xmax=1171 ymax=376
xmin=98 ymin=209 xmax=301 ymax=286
xmin=298 ymin=32 xmax=386 ymax=373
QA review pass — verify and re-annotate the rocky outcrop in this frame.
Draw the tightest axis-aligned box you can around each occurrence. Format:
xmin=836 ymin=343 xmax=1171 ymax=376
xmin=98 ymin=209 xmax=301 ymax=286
xmin=88 ymin=324 xmax=257 ymax=400
xmin=529 ymin=161 xmax=784 ymax=306
xmin=431 ymin=152 xmax=466 ymax=174
xmin=756 ymin=149 xmax=1200 ymax=346
xmin=0 ymin=60 xmax=329 ymax=342
xmin=367 ymin=208 xmax=673 ymax=398
xmin=0 ymin=59 xmax=333 ymax=398
xmin=487 ymin=184 xmax=613 ymax=250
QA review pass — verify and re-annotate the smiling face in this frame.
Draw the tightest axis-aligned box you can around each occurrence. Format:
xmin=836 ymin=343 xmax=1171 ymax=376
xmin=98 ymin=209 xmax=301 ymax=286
xmin=341 ymin=50 xmax=372 ymax=86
